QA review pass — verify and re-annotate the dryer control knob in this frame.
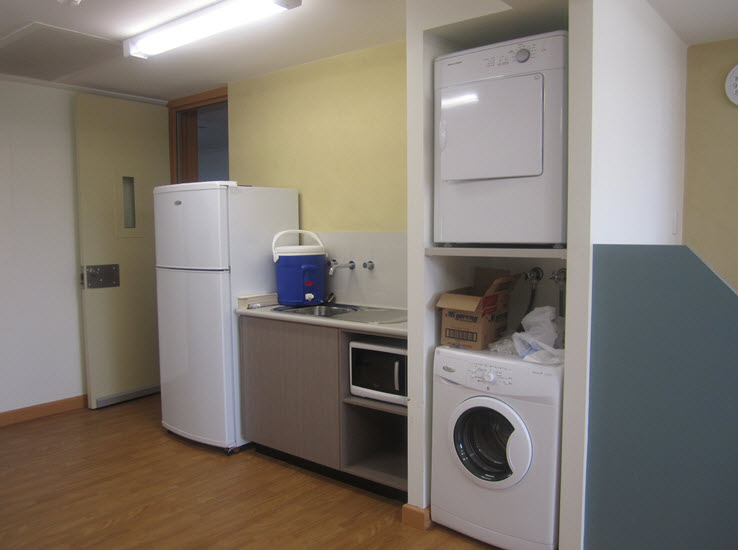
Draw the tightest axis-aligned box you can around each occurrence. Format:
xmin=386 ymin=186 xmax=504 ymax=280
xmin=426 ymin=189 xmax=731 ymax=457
xmin=515 ymin=48 xmax=531 ymax=63
xmin=482 ymin=371 xmax=495 ymax=383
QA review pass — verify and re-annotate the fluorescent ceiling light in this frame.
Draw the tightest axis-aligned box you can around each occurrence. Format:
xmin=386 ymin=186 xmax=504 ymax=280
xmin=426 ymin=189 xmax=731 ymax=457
xmin=441 ymin=93 xmax=479 ymax=109
xmin=123 ymin=0 xmax=301 ymax=59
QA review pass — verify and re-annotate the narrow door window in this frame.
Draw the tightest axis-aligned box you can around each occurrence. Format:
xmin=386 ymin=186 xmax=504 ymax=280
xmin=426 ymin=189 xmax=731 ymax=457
xmin=122 ymin=176 xmax=136 ymax=228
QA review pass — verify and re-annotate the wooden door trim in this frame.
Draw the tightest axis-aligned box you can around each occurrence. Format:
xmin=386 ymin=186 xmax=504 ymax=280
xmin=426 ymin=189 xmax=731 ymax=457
xmin=167 ymin=86 xmax=228 ymax=185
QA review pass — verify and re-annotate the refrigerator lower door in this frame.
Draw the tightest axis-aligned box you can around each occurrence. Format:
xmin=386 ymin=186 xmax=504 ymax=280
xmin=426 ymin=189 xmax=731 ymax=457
xmin=156 ymin=267 xmax=239 ymax=448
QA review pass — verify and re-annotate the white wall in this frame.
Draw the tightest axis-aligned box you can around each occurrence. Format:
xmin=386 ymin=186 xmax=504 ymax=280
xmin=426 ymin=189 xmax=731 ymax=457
xmin=590 ymin=0 xmax=687 ymax=244
xmin=560 ymin=1 xmax=688 ymax=548
xmin=318 ymin=232 xmax=407 ymax=309
xmin=559 ymin=2 xmax=594 ymax=548
xmin=0 ymin=80 xmax=84 ymax=412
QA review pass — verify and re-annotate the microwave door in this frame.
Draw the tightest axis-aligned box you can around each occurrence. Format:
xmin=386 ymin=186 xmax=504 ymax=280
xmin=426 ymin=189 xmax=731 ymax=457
xmin=350 ymin=346 xmax=408 ymax=406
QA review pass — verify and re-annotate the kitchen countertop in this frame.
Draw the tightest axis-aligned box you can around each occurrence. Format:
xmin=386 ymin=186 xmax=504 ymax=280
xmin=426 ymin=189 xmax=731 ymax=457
xmin=236 ymin=305 xmax=408 ymax=338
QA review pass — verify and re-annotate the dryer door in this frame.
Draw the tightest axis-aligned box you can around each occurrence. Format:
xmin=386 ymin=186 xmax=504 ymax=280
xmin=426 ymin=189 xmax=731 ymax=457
xmin=438 ymin=73 xmax=544 ymax=182
xmin=448 ymin=396 xmax=532 ymax=490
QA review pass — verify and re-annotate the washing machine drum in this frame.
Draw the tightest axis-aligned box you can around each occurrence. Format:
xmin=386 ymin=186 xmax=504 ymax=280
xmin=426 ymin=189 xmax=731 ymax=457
xmin=449 ymin=396 xmax=532 ymax=489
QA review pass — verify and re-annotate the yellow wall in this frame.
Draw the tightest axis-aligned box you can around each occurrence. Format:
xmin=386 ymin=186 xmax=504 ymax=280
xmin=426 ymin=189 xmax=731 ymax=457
xmin=228 ymin=42 xmax=407 ymax=232
xmin=685 ymin=39 xmax=738 ymax=290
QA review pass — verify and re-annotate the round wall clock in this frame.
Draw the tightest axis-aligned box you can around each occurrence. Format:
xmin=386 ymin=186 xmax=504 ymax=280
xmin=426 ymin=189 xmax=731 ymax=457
xmin=726 ymin=64 xmax=738 ymax=106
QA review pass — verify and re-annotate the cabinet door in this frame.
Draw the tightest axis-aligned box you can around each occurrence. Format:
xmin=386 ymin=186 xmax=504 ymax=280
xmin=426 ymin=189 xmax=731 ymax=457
xmin=240 ymin=317 xmax=340 ymax=469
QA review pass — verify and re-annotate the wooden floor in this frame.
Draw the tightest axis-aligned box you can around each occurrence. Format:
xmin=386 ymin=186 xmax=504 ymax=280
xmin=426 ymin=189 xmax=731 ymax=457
xmin=0 ymin=395 xmax=489 ymax=549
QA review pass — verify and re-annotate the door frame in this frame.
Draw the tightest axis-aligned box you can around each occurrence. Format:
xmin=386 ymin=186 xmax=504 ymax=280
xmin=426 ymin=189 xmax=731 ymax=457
xmin=167 ymin=87 xmax=228 ymax=185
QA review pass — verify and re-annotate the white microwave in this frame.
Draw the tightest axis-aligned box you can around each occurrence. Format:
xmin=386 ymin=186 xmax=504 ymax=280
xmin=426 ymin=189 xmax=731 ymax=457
xmin=349 ymin=341 xmax=408 ymax=406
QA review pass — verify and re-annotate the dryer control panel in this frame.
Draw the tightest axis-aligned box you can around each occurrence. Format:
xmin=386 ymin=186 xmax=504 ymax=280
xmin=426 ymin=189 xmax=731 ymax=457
xmin=435 ymin=30 xmax=567 ymax=87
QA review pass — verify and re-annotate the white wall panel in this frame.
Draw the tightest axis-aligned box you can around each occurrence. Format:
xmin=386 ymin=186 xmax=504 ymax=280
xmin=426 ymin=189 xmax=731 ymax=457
xmin=590 ymin=0 xmax=687 ymax=244
xmin=0 ymin=80 xmax=84 ymax=412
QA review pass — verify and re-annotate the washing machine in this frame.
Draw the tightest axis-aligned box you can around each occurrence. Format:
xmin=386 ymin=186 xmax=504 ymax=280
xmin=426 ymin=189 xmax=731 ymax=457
xmin=431 ymin=346 xmax=563 ymax=550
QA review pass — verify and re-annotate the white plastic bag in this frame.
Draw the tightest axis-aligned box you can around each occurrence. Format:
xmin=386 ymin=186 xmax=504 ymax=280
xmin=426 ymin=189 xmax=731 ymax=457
xmin=519 ymin=306 xmax=558 ymax=346
xmin=511 ymin=306 xmax=565 ymax=364
xmin=512 ymin=333 xmax=565 ymax=364
xmin=488 ymin=336 xmax=518 ymax=355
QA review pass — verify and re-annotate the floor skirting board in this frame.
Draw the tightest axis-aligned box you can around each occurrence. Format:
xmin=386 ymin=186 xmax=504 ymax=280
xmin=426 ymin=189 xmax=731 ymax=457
xmin=0 ymin=395 xmax=87 ymax=428
xmin=94 ymin=385 xmax=160 ymax=409
xmin=402 ymin=503 xmax=432 ymax=529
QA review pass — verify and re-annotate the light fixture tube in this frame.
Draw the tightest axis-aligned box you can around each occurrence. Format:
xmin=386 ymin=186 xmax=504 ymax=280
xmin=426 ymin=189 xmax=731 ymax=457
xmin=123 ymin=0 xmax=300 ymax=59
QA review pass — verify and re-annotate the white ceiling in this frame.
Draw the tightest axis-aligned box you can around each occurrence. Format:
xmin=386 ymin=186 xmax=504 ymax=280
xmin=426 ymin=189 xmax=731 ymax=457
xmin=647 ymin=0 xmax=738 ymax=45
xmin=0 ymin=0 xmax=406 ymax=101
xmin=0 ymin=0 xmax=736 ymax=103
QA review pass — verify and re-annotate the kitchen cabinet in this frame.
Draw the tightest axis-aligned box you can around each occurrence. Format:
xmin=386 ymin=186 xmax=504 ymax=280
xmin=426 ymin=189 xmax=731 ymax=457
xmin=240 ymin=316 xmax=340 ymax=469
xmin=338 ymin=331 xmax=408 ymax=491
xmin=239 ymin=315 xmax=408 ymax=491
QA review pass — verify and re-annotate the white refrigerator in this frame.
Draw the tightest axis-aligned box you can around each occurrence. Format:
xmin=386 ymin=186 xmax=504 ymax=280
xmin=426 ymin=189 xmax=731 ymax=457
xmin=154 ymin=181 xmax=298 ymax=450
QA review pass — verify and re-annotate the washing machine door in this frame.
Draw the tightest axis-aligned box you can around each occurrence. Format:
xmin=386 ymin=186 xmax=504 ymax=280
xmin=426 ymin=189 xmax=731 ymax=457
xmin=448 ymin=396 xmax=532 ymax=489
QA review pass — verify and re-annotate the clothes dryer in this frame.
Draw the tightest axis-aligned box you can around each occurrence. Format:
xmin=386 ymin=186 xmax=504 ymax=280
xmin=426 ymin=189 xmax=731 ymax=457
xmin=431 ymin=347 xmax=563 ymax=550
xmin=434 ymin=31 xmax=567 ymax=245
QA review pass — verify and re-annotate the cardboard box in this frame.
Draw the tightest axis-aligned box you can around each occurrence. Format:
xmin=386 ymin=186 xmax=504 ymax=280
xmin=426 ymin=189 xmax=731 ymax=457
xmin=436 ymin=268 xmax=517 ymax=350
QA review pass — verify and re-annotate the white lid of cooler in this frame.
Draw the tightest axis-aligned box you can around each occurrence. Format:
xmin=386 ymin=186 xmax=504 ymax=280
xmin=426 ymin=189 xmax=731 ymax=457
xmin=272 ymin=230 xmax=326 ymax=262
xmin=274 ymin=245 xmax=326 ymax=257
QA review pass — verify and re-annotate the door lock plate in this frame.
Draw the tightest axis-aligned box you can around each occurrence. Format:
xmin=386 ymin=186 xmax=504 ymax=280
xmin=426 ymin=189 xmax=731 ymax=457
xmin=85 ymin=264 xmax=120 ymax=289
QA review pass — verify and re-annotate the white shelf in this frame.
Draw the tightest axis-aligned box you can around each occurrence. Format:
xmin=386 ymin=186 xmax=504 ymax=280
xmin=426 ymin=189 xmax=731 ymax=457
xmin=342 ymin=451 xmax=408 ymax=491
xmin=343 ymin=396 xmax=408 ymax=417
xmin=425 ymin=246 xmax=567 ymax=259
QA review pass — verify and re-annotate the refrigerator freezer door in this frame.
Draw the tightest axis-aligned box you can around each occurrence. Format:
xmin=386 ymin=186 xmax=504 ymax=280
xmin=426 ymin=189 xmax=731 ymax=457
xmin=154 ymin=184 xmax=229 ymax=269
xmin=156 ymin=267 xmax=237 ymax=448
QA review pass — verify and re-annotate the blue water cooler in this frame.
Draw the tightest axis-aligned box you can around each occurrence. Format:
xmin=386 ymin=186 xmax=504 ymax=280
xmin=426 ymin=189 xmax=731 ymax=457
xmin=272 ymin=230 xmax=327 ymax=306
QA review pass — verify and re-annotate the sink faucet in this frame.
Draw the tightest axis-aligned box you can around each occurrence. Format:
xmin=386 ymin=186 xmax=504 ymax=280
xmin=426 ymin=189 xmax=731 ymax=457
xmin=328 ymin=259 xmax=355 ymax=276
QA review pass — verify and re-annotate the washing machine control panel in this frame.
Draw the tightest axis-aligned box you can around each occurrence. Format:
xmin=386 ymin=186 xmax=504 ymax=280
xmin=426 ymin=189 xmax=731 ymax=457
xmin=435 ymin=347 xmax=564 ymax=400
xmin=468 ymin=363 xmax=514 ymax=391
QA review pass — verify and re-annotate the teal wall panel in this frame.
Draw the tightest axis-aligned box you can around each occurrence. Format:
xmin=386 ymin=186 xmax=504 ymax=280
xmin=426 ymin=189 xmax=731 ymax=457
xmin=586 ymin=245 xmax=738 ymax=550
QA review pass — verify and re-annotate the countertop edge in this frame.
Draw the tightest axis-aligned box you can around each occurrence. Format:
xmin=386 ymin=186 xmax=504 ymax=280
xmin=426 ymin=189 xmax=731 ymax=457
xmin=235 ymin=306 xmax=408 ymax=338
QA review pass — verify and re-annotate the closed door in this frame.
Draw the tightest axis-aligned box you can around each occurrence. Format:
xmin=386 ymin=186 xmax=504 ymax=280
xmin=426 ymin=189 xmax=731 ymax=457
xmin=75 ymin=93 xmax=169 ymax=409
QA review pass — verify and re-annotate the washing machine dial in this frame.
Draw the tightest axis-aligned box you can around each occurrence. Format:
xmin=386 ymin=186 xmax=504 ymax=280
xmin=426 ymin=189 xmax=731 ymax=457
xmin=482 ymin=371 xmax=496 ymax=383
xmin=515 ymin=48 xmax=531 ymax=63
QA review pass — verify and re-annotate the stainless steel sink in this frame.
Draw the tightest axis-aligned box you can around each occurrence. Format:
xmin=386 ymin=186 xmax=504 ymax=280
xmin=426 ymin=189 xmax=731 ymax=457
xmin=335 ymin=308 xmax=407 ymax=324
xmin=273 ymin=304 xmax=359 ymax=317
xmin=273 ymin=303 xmax=406 ymax=324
